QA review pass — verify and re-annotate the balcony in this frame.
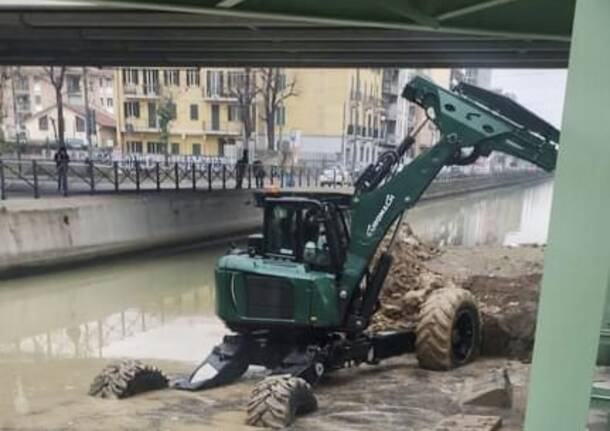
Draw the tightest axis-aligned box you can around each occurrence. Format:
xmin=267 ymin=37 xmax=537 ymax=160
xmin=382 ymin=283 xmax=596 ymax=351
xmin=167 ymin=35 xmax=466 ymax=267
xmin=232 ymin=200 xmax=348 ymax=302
xmin=383 ymin=81 xmax=398 ymax=95
xmin=386 ymin=104 xmax=398 ymax=120
xmin=123 ymin=84 xmax=161 ymax=98
xmin=202 ymin=120 xmax=240 ymax=136
xmin=203 ymin=88 xmax=237 ymax=102
xmin=123 ymin=122 xmax=160 ymax=134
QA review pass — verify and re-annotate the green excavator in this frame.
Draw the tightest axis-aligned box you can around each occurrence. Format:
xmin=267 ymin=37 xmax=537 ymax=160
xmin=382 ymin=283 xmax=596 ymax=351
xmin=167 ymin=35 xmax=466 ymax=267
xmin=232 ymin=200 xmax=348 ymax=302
xmin=90 ymin=75 xmax=559 ymax=428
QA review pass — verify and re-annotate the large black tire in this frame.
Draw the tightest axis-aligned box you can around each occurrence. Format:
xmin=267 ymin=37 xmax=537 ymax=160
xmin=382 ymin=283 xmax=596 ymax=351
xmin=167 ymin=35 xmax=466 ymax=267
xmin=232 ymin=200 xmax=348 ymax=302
xmin=89 ymin=359 xmax=169 ymax=399
xmin=415 ymin=287 xmax=481 ymax=371
xmin=246 ymin=375 xmax=318 ymax=429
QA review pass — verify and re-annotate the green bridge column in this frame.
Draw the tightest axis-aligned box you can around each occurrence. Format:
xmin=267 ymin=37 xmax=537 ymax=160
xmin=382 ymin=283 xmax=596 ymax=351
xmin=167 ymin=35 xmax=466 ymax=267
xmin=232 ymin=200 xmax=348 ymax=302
xmin=524 ymin=1 xmax=610 ymax=430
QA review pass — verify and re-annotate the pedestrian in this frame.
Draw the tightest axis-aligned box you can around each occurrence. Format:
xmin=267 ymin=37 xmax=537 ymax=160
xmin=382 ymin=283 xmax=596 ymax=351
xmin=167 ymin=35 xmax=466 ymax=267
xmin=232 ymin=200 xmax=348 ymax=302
xmin=54 ymin=146 xmax=70 ymax=195
xmin=253 ymin=159 xmax=265 ymax=188
xmin=235 ymin=149 xmax=249 ymax=189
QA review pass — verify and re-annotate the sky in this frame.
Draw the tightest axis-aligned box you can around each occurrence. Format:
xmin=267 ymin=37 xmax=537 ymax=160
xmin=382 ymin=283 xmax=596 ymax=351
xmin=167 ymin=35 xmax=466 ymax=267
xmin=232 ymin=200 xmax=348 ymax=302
xmin=490 ymin=69 xmax=568 ymax=128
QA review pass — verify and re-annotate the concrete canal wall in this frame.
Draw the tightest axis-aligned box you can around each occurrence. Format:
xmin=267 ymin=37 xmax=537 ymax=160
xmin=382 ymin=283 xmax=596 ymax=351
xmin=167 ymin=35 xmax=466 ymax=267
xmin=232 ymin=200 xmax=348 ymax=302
xmin=0 ymin=190 xmax=261 ymax=275
xmin=0 ymin=172 xmax=550 ymax=275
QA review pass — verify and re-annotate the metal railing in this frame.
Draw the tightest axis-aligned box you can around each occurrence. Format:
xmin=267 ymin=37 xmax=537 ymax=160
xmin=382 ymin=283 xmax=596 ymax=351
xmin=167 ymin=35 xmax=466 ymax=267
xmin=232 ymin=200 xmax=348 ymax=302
xmin=0 ymin=158 xmax=324 ymax=200
xmin=0 ymin=158 xmax=548 ymax=201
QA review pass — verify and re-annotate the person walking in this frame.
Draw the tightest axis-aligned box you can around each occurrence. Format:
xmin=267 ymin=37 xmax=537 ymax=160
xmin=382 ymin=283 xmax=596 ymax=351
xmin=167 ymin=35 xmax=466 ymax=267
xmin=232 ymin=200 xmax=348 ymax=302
xmin=54 ymin=147 xmax=70 ymax=195
xmin=235 ymin=149 xmax=249 ymax=189
xmin=253 ymin=159 xmax=265 ymax=188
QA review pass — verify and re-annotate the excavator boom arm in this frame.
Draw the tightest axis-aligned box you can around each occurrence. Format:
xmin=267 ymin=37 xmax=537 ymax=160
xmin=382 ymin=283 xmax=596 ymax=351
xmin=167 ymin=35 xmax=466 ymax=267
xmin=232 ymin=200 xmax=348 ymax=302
xmin=339 ymin=76 xmax=559 ymax=329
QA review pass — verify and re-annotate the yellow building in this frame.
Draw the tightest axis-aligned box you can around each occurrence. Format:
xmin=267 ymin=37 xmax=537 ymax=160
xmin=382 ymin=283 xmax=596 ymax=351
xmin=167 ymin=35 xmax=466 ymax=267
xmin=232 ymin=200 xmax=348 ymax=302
xmin=277 ymin=68 xmax=384 ymax=169
xmin=115 ymin=67 xmax=385 ymax=168
xmin=115 ymin=67 xmax=243 ymax=159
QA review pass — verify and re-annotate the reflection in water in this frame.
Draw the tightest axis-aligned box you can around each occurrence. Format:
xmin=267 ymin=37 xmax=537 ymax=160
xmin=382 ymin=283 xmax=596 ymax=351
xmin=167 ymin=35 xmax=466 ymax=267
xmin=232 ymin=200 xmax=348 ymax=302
xmin=407 ymin=179 xmax=553 ymax=247
xmin=0 ymin=179 xmax=554 ymax=419
xmin=0 ymin=247 xmax=226 ymax=364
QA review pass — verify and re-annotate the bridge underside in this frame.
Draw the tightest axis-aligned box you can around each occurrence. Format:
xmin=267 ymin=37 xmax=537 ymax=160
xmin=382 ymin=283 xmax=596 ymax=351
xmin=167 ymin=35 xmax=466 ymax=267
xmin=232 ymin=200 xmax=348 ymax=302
xmin=0 ymin=7 xmax=569 ymax=68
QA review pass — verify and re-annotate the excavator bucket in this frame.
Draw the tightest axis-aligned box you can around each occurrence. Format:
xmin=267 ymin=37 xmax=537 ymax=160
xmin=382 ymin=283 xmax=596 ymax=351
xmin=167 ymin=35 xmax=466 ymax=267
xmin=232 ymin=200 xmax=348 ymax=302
xmin=173 ymin=336 xmax=250 ymax=391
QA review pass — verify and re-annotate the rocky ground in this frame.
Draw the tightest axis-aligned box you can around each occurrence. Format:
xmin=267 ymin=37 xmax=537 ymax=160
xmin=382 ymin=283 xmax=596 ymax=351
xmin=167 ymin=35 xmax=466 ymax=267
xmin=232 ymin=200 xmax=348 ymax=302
xmin=371 ymin=224 xmax=545 ymax=363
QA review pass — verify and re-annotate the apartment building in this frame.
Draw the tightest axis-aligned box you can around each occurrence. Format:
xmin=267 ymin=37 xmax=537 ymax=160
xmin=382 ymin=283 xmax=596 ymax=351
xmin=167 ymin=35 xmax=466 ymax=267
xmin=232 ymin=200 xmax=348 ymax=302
xmin=115 ymin=67 xmax=386 ymax=168
xmin=1 ymin=67 xmax=114 ymax=147
xmin=115 ymin=67 xmax=243 ymax=159
xmin=278 ymin=68 xmax=385 ymax=170
xmin=381 ymin=68 xmax=412 ymax=148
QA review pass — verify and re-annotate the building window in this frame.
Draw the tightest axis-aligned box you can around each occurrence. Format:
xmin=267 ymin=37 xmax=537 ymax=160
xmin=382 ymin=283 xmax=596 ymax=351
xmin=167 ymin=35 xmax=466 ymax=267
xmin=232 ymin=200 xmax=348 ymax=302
xmin=206 ymin=70 xmax=225 ymax=97
xmin=107 ymin=98 xmax=113 ymax=108
xmin=100 ymin=97 xmax=104 ymax=106
xmin=164 ymin=69 xmax=180 ymax=86
xmin=190 ymin=104 xmax=199 ymax=120
xmin=186 ymin=68 xmax=200 ymax=87
xmin=275 ymin=105 xmax=286 ymax=126
xmin=277 ymin=72 xmax=287 ymax=91
xmin=99 ymin=78 xmax=103 ymax=87
xmin=228 ymin=105 xmax=241 ymax=122
xmin=148 ymin=102 xmax=157 ymax=128
xmin=192 ymin=143 xmax=201 ymax=156
xmin=170 ymin=102 xmax=177 ymax=120
xmin=146 ymin=141 xmax=166 ymax=154
xmin=122 ymin=68 xmax=139 ymax=85
xmin=142 ymin=69 xmax=160 ymax=94
xmin=34 ymin=95 xmax=42 ymax=105
xmin=126 ymin=141 xmax=143 ymax=153
xmin=15 ymin=75 xmax=29 ymax=92
xmin=227 ymin=71 xmax=245 ymax=93
xmin=67 ymin=75 xmax=81 ymax=93
xmin=38 ymin=116 xmax=48 ymax=131
xmin=359 ymin=145 xmax=364 ymax=162
xmin=171 ymin=143 xmax=180 ymax=155
xmin=124 ymin=101 xmax=140 ymax=118
xmin=76 ymin=116 xmax=86 ymax=132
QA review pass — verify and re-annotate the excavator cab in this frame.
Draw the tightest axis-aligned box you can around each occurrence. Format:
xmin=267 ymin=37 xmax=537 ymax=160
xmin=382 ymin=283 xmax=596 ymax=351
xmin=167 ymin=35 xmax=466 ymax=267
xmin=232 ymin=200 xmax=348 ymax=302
xmin=215 ymin=191 xmax=352 ymax=331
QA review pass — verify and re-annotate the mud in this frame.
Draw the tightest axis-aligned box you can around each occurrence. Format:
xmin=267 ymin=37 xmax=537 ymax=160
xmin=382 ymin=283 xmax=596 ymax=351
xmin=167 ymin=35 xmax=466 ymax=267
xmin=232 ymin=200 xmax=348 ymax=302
xmin=371 ymin=225 xmax=544 ymax=361
xmin=0 ymin=355 xmax=530 ymax=431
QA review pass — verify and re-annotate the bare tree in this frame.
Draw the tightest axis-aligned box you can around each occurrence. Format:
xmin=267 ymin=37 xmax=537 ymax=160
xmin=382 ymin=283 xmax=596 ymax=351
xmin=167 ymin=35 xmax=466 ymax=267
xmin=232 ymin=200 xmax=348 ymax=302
xmin=257 ymin=68 xmax=297 ymax=153
xmin=44 ymin=66 xmax=67 ymax=148
xmin=227 ymin=68 xmax=258 ymax=156
xmin=0 ymin=66 xmax=8 ymax=145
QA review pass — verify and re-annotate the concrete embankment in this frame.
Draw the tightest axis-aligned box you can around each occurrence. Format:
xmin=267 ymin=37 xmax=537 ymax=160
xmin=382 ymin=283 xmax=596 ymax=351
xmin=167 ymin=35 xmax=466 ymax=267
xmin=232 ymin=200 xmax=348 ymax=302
xmin=0 ymin=172 xmax=550 ymax=275
xmin=0 ymin=190 xmax=261 ymax=276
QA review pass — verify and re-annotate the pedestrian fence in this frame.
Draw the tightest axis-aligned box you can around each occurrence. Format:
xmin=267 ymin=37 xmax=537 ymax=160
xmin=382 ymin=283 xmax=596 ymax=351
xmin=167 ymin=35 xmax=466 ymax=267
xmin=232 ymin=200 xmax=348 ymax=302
xmin=0 ymin=158 xmax=546 ymax=200
xmin=0 ymin=158 xmax=326 ymax=199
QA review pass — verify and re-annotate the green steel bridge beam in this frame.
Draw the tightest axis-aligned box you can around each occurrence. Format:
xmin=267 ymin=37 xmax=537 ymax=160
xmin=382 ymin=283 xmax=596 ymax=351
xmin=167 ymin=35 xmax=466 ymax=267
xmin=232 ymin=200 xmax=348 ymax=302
xmin=524 ymin=1 xmax=610 ymax=429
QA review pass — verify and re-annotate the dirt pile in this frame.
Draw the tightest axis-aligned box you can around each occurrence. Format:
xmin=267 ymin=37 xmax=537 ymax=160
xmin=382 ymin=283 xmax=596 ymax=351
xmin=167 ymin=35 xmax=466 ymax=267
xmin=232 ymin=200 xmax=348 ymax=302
xmin=369 ymin=224 xmax=456 ymax=332
xmin=465 ymin=274 xmax=541 ymax=361
xmin=370 ymin=224 xmax=544 ymax=361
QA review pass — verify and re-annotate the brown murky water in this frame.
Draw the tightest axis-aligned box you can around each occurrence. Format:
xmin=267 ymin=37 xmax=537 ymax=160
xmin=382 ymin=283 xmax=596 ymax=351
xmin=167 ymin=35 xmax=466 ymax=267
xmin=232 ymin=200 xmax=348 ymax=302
xmin=0 ymin=180 xmax=553 ymax=430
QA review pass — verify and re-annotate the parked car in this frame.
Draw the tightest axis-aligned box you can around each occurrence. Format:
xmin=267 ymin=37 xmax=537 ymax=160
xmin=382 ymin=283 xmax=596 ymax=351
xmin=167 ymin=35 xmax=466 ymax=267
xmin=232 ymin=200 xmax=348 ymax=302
xmin=319 ymin=166 xmax=350 ymax=187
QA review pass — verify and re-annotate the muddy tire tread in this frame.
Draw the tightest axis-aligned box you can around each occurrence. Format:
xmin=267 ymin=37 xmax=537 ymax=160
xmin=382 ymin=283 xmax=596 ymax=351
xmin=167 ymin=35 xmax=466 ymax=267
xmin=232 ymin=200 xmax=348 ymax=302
xmin=88 ymin=360 xmax=168 ymax=399
xmin=246 ymin=375 xmax=317 ymax=429
xmin=415 ymin=287 xmax=481 ymax=371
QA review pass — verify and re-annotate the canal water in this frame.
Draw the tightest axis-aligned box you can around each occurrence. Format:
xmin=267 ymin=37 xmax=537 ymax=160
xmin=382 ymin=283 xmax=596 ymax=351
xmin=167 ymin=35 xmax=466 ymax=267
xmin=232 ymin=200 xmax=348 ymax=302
xmin=0 ymin=179 xmax=553 ymax=421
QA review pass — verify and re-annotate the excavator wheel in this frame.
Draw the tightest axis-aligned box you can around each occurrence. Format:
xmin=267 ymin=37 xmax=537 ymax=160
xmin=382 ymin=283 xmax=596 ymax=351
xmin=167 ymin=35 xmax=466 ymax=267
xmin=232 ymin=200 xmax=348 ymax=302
xmin=246 ymin=375 xmax=318 ymax=429
xmin=415 ymin=287 xmax=481 ymax=371
xmin=88 ymin=359 xmax=169 ymax=399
